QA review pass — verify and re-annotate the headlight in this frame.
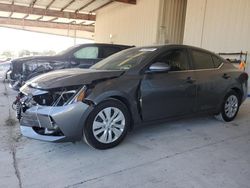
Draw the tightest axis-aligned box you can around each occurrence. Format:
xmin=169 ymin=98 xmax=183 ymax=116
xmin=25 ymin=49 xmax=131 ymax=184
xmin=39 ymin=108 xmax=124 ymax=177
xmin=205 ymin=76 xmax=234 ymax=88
xmin=67 ymin=86 xmax=87 ymax=105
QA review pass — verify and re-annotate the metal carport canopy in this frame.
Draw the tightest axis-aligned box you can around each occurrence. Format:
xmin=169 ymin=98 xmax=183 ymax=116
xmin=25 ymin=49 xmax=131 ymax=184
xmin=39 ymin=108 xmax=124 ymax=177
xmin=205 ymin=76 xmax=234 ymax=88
xmin=0 ymin=0 xmax=136 ymax=39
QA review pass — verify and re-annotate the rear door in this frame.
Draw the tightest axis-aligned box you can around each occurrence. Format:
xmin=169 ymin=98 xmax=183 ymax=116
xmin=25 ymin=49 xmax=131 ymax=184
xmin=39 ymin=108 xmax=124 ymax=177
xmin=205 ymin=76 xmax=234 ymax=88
xmin=140 ymin=48 xmax=197 ymax=121
xmin=189 ymin=49 xmax=226 ymax=111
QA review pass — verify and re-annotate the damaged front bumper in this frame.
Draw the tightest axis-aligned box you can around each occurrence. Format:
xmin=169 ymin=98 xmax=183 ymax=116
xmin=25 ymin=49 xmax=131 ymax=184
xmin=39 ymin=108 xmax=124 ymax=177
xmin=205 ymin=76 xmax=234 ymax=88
xmin=19 ymin=102 xmax=92 ymax=142
xmin=16 ymin=84 xmax=93 ymax=142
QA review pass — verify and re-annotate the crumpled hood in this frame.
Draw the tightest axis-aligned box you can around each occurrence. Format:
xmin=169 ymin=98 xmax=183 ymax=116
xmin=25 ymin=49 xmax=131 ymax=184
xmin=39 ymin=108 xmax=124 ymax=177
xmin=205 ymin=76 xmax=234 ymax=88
xmin=24 ymin=68 xmax=124 ymax=90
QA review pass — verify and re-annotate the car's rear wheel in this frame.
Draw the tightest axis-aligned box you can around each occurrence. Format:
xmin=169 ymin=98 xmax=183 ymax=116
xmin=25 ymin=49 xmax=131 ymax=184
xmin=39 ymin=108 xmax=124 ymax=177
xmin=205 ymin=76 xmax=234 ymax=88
xmin=83 ymin=99 xmax=130 ymax=149
xmin=215 ymin=90 xmax=240 ymax=122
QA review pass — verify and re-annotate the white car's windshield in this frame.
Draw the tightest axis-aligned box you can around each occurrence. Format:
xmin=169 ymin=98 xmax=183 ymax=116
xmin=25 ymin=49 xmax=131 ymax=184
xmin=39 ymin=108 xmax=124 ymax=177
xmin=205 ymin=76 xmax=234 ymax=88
xmin=91 ymin=47 xmax=158 ymax=70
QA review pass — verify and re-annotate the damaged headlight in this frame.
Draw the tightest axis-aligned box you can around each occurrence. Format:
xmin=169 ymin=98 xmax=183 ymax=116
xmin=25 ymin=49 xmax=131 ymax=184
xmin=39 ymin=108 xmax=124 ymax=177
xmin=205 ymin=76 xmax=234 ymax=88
xmin=20 ymin=85 xmax=88 ymax=107
xmin=51 ymin=86 xmax=87 ymax=106
xmin=66 ymin=86 xmax=87 ymax=105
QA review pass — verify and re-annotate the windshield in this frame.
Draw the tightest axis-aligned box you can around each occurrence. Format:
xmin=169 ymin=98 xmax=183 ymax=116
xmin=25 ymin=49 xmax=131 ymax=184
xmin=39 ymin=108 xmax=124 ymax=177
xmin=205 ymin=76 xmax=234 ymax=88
xmin=91 ymin=47 xmax=158 ymax=70
xmin=57 ymin=44 xmax=81 ymax=56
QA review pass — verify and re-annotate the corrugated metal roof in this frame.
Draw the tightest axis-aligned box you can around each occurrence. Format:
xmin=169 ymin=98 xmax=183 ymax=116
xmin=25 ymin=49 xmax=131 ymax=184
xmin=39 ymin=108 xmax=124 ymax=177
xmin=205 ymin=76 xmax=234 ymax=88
xmin=0 ymin=0 xmax=112 ymax=13
xmin=0 ymin=0 xmax=106 ymax=25
xmin=0 ymin=0 xmax=136 ymax=39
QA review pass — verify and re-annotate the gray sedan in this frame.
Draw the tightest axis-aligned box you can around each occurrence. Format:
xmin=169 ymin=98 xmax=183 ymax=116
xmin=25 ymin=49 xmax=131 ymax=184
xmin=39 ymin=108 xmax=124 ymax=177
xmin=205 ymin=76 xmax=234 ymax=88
xmin=15 ymin=45 xmax=248 ymax=149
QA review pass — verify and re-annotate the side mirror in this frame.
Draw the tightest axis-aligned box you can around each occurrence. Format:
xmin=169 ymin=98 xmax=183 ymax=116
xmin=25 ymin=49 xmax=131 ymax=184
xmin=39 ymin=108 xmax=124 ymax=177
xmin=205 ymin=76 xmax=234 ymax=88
xmin=147 ymin=62 xmax=170 ymax=73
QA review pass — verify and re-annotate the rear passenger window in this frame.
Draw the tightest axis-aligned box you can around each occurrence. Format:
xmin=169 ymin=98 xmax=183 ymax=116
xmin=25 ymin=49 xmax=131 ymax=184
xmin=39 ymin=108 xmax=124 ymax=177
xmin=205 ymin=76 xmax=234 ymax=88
xmin=101 ymin=47 xmax=120 ymax=58
xmin=191 ymin=50 xmax=214 ymax=69
xmin=212 ymin=55 xmax=222 ymax=68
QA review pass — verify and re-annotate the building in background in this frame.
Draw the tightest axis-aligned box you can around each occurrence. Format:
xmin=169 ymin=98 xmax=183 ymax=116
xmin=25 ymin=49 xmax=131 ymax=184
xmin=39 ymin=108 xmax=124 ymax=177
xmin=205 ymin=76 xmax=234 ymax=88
xmin=95 ymin=0 xmax=250 ymax=88
xmin=95 ymin=0 xmax=187 ymax=46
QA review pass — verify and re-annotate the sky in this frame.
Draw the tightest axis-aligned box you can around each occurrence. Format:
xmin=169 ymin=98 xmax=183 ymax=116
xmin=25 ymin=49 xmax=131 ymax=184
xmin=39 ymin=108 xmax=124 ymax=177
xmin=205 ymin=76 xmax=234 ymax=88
xmin=0 ymin=27 xmax=93 ymax=56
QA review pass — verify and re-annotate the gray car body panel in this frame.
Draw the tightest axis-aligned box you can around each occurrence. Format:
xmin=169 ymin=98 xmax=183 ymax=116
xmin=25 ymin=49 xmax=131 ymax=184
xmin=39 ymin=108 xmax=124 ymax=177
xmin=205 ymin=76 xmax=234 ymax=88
xmin=17 ymin=44 xmax=248 ymax=142
xmin=25 ymin=68 xmax=124 ymax=89
xmin=20 ymin=102 xmax=93 ymax=142
xmin=20 ymin=126 xmax=66 ymax=142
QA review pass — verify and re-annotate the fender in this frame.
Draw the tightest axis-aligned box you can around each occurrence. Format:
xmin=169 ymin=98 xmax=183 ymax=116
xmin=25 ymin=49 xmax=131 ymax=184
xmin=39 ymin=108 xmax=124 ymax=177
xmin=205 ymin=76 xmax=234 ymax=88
xmin=87 ymin=90 xmax=142 ymax=127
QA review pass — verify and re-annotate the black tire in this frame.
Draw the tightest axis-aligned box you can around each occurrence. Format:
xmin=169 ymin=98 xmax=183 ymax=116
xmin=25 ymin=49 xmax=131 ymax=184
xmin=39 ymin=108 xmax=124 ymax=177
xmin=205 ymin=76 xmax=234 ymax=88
xmin=215 ymin=90 xmax=240 ymax=122
xmin=83 ymin=99 xmax=130 ymax=149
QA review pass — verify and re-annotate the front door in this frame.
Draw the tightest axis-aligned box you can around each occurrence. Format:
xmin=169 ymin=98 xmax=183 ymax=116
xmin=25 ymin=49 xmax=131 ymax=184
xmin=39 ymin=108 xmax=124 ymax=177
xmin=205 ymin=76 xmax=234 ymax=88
xmin=140 ymin=48 xmax=197 ymax=121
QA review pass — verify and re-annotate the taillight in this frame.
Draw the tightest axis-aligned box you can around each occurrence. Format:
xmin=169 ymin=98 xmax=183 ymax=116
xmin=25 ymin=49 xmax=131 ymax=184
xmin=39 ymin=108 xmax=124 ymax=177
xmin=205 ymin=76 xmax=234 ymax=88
xmin=239 ymin=72 xmax=248 ymax=83
xmin=242 ymin=72 xmax=248 ymax=81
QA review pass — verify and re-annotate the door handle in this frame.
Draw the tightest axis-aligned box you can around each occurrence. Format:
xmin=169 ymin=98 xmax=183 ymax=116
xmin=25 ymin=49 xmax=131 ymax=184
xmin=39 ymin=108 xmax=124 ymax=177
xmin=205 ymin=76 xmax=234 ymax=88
xmin=222 ymin=73 xmax=230 ymax=79
xmin=186 ymin=77 xmax=196 ymax=84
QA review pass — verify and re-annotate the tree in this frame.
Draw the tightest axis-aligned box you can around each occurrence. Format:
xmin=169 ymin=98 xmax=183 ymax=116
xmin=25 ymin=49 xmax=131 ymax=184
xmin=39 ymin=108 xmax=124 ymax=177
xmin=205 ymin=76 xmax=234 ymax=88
xmin=1 ymin=51 xmax=14 ymax=58
xmin=18 ymin=50 xmax=31 ymax=57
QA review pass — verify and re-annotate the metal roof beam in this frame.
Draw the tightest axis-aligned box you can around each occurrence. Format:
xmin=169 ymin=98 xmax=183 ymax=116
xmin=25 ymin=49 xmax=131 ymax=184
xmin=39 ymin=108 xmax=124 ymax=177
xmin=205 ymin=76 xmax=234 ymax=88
xmin=9 ymin=0 xmax=14 ymax=18
xmin=46 ymin=0 xmax=56 ymax=9
xmin=75 ymin=0 xmax=95 ymax=13
xmin=0 ymin=3 xmax=95 ymax=21
xmin=61 ymin=0 xmax=75 ymax=11
xmin=0 ymin=17 xmax=94 ymax=32
xmin=30 ymin=0 xmax=37 ymax=7
xmin=91 ymin=1 xmax=113 ymax=12
xmin=9 ymin=12 xmax=13 ymax=18
xmin=23 ymin=0 xmax=37 ymax=21
xmin=114 ymin=0 xmax=136 ymax=4
xmin=90 ymin=0 xmax=136 ymax=13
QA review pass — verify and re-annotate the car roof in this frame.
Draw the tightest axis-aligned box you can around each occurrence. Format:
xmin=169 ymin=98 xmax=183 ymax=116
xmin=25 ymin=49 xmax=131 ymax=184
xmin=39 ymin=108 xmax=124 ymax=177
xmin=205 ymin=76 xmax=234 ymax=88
xmin=135 ymin=44 xmax=209 ymax=50
xmin=134 ymin=44 xmax=218 ymax=56
xmin=76 ymin=43 xmax=134 ymax=48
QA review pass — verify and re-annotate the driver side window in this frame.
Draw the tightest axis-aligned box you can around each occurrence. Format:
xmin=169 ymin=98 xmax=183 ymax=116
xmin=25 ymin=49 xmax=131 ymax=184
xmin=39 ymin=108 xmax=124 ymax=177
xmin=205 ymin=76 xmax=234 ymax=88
xmin=73 ymin=47 xmax=99 ymax=59
xmin=155 ymin=49 xmax=189 ymax=71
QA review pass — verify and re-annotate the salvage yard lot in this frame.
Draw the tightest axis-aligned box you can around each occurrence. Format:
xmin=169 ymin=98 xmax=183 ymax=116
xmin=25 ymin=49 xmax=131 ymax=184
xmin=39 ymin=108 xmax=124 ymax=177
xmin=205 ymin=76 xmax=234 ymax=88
xmin=0 ymin=79 xmax=250 ymax=188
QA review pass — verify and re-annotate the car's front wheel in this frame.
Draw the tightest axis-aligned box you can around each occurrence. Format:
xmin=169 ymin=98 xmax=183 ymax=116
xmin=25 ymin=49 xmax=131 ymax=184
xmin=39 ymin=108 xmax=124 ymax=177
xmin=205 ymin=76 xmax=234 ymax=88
xmin=215 ymin=90 xmax=240 ymax=122
xmin=83 ymin=99 xmax=130 ymax=149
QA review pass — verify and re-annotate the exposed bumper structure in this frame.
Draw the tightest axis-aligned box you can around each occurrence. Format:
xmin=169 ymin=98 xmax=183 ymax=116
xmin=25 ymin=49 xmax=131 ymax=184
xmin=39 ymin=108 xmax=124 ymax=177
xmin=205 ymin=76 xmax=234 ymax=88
xmin=20 ymin=126 xmax=66 ymax=142
xmin=20 ymin=102 xmax=92 ymax=142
